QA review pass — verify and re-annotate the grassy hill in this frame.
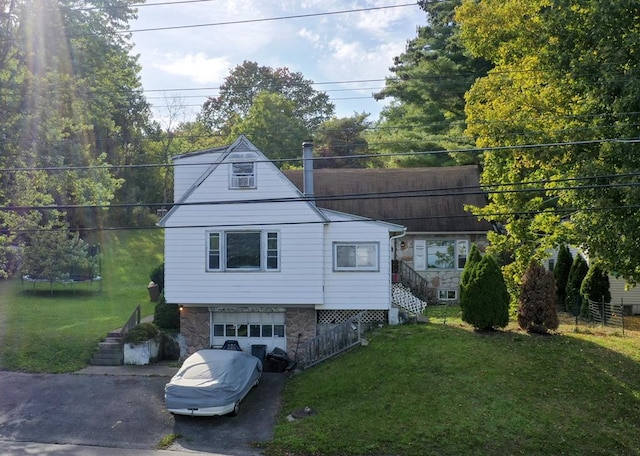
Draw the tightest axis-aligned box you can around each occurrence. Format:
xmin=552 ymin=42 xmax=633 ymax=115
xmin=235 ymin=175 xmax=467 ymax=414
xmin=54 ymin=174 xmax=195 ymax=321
xmin=0 ymin=229 xmax=163 ymax=373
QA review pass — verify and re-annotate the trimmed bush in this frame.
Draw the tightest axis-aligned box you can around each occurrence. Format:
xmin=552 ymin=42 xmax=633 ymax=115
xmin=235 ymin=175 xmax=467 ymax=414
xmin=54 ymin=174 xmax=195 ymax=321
xmin=150 ymin=263 xmax=164 ymax=293
xmin=154 ymin=293 xmax=180 ymax=331
xmin=553 ymin=245 xmax=573 ymax=311
xmin=565 ymin=254 xmax=588 ymax=316
xmin=461 ymin=254 xmax=509 ymax=330
xmin=517 ymin=261 xmax=559 ymax=334
xmin=580 ymin=263 xmax=611 ymax=318
xmin=123 ymin=322 xmax=159 ymax=344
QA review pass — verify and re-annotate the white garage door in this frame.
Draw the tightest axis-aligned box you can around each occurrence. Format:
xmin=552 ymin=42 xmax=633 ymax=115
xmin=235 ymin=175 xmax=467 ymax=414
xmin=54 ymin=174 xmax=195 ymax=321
xmin=209 ymin=311 xmax=286 ymax=354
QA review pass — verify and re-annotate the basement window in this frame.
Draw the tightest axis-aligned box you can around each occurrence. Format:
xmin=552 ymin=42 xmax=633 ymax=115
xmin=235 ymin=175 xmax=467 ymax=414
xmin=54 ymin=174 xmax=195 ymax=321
xmin=438 ymin=289 xmax=458 ymax=301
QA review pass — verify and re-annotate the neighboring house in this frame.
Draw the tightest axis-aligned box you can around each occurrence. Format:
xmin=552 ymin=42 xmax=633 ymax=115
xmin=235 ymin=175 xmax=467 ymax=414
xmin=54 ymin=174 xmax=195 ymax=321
xmin=158 ymin=136 xmax=405 ymax=357
xmin=284 ymin=166 xmax=492 ymax=304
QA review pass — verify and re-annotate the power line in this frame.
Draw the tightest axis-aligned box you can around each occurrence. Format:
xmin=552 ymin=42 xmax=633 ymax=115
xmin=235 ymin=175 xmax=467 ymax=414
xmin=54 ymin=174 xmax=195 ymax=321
xmin=112 ymin=4 xmax=417 ymax=35
xmin=8 ymin=203 xmax=640 ymax=234
xmin=3 ymin=137 xmax=638 ymax=173
xmin=2 ymin=171 xmax=640 ymax=213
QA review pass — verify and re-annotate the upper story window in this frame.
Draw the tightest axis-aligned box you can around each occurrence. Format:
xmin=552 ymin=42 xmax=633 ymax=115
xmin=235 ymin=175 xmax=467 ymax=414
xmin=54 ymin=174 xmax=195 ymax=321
xmin=414 ymin=239 xmax=469 ymax=270
xmin=229 ymin=162 xmax=256 ymax=189
xmin=334 ymin=242 xmax=379 ymax=272
xmin=228 ymin=152 xmax=257 ymax=189
xmin=207 ymin=230 xmax=279 ymax=271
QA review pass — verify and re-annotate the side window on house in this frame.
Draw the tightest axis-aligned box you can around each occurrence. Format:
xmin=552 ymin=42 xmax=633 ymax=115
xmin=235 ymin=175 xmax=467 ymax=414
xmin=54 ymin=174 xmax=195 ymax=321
xmin=229 ymin=153 xmax=256 ymax=189
xmin=334 ymin=242 xmax=379 ymax=271
xmin=207 ymin=231 xmax=279 ymax=271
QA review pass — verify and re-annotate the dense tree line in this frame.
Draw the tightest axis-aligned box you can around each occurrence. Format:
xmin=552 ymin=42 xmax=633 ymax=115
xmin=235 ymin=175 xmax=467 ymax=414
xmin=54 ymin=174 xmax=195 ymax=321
xmin=455 ymin=0 xmax=640 ymax=289
xmin=0 ymin=0 xmax=152 ymax=277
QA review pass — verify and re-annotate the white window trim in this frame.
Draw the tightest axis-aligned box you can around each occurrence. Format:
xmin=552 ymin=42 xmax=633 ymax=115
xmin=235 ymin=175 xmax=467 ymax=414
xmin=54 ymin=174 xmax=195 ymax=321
xmin=206 ymin=230 xmax=279 ymax=272
xmin=333 ymin=242 xmax=380 ymax=272
xmin=229 ymin=161 xmax=256 ymax=189
xmin=415 ymin=239 xmax=469 ymax=271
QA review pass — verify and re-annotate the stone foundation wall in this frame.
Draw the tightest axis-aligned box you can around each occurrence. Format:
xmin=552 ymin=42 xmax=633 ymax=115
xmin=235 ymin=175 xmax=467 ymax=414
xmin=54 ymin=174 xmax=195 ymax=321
xmin=180 ymin=307 xmax=210 ymax=356
xmin=285 ymin=308 xmax=316 ymax=359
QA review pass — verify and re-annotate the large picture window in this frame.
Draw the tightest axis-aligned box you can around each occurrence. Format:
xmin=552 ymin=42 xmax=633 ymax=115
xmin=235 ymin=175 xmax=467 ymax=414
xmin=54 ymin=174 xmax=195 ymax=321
xmin=207 ymin=231 xmax=279 ymax=271
xmin=414 ymin=239 xmax=469 ymax=270
xmin=334 ymin=242 xmax=379 ymax=271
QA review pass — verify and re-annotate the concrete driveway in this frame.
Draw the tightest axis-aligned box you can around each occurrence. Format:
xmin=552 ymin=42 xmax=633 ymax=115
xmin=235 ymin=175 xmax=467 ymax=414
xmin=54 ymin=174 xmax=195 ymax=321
xmin=0 ymin=366 xmax=286 ymax=455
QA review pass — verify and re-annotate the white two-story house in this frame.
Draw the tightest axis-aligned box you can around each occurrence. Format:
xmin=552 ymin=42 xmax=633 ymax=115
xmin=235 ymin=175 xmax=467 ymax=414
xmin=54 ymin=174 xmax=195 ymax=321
xmin=158 ymin=136 xmax=405 ymax=357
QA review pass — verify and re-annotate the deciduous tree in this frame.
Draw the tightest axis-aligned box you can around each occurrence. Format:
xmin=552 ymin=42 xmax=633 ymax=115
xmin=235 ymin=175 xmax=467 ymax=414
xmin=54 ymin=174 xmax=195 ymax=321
xmin=458 ymin=0 xmax=640 ymax=288
xmin=200 ymin=61 xmax=334 ymax=135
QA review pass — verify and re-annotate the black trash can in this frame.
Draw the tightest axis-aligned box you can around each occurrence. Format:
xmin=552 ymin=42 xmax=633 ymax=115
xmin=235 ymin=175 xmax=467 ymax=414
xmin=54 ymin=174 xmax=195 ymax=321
xmin=251 ymin=344 xmax=267 ymax=361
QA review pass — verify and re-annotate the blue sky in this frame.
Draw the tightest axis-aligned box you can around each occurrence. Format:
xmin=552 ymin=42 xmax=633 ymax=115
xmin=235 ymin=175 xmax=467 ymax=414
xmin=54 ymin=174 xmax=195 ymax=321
xmin=129 ymin=1 xmax=426 ymax=126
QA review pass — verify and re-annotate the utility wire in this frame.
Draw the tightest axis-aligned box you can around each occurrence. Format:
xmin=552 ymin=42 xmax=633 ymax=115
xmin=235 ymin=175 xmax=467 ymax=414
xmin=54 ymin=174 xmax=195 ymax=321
xmin=2 ymin=174 xmax=640 ymax=212
xmin=3 ymin=136 xmax=639 ymax=173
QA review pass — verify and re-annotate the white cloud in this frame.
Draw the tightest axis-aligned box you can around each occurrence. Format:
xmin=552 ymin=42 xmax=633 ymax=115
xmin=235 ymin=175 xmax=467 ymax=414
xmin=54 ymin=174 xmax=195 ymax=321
xmin=298 ymin=27 xmax=322 ymax=47
xmin=154 ymin=53 xmax=232 ymax=85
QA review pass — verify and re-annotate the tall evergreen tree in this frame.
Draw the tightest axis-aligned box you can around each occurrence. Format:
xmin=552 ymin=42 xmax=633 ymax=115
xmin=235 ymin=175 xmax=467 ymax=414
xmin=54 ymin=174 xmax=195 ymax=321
xmin=518 ymin=261 xmax=558 ymax=334
xmin=553 ymin=245 xmax=573 ymax=312
xmin=565 ymin=254 xmax=588 ymax=316
xmin=371 ymin=0 xmax=491 ymax=165
xmin=580 ymin=263 xmax=611 ymax=319
xmin=461 ymin=254 xmax=510 ymax=330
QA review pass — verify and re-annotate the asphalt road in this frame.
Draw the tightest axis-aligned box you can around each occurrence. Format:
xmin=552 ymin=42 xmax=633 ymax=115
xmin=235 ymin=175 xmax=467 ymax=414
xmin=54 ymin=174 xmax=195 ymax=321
xmin=0 ymin=369 xmax=287 ymax=455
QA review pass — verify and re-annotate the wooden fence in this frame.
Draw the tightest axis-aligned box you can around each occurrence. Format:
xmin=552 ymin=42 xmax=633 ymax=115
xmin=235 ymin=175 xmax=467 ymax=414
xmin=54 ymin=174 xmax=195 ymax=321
xmin=296 ymin=313 xmax=366 ymax=369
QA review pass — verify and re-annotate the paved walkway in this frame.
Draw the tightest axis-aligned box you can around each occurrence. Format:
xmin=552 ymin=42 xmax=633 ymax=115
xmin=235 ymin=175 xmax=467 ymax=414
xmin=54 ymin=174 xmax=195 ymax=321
xmin=76 ymin=362 xmax=179 ymax=377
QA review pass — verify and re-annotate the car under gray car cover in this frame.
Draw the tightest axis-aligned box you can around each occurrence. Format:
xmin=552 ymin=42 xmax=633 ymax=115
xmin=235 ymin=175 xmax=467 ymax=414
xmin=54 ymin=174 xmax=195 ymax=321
xmin=165 ymin=349 xmax=262 ymax=410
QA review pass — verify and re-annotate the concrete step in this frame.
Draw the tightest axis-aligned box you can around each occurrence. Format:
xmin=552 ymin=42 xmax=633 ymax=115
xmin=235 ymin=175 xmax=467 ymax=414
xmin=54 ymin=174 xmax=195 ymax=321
xmin=99 ymin=340 xmax=122 ymax=349
xmin=90 ymin=357 xmax=123 ymax=366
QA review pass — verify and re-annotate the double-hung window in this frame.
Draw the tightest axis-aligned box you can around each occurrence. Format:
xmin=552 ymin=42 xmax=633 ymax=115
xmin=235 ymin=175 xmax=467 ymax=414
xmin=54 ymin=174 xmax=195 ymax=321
xmin=229 ymin=162 xmax=255 ymax=189
xmin=207 ymin=231 xmax=279 ymax=271
xmin=334 ymin=242 xmax=379 ymax=271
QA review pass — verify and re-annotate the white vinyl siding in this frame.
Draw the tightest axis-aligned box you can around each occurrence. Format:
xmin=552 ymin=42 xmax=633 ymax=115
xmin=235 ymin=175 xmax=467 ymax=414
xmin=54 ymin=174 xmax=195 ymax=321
xmin=165 ymin=224 xmax=324 ymax=306
xmin=322 ymin=218 xmax=393 ymax=311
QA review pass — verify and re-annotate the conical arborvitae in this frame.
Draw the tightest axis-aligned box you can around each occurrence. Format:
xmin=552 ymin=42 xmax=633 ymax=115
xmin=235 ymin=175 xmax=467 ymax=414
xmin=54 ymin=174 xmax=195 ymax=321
xmin=518 ymin=261 xmax=559 ymax=334
xmin=461 ymin=254 xmax=509 ymax=330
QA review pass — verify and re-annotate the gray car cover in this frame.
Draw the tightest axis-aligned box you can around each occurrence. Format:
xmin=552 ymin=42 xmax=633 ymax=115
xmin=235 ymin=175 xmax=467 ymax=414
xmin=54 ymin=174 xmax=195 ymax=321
xmin=165 ymin=349 xmax=262 ymax=410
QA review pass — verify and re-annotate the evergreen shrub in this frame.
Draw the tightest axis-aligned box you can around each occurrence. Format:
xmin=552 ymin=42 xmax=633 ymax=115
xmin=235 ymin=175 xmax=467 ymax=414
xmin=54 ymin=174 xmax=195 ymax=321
xmin=517 ymin=261 xmax=559 ymax=334
xmin=461 ymin=254 xmax=509 ymax=330
xmin=154 ymin=292 xmax=180 ymax=331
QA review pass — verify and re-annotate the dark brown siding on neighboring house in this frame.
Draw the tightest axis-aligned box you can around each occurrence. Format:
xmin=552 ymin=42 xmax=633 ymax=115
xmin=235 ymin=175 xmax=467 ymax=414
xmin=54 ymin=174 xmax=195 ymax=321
xmin=284 ymin=166 xmax=491 ymax=233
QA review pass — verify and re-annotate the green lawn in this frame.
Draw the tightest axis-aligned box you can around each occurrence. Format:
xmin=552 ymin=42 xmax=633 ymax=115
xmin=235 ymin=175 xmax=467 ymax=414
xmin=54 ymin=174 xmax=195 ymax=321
xmin=0 ymin=229 xmax=164 ymax=373
xmin=3 ymin=232 xmax=640 ymax=455
xmin=266 ymin=309 xmax=640 ymax=456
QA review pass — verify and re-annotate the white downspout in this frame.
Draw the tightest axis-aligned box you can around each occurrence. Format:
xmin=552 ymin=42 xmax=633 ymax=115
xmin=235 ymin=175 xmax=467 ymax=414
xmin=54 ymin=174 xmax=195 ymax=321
xmin=388 ymin=228 xmax=407 ymax=325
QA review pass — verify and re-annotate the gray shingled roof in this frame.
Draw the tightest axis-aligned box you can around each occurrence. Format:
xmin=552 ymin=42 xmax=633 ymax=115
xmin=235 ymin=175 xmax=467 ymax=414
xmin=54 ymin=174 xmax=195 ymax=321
xmin=283 ymin=166 xmax=491 ymax=233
